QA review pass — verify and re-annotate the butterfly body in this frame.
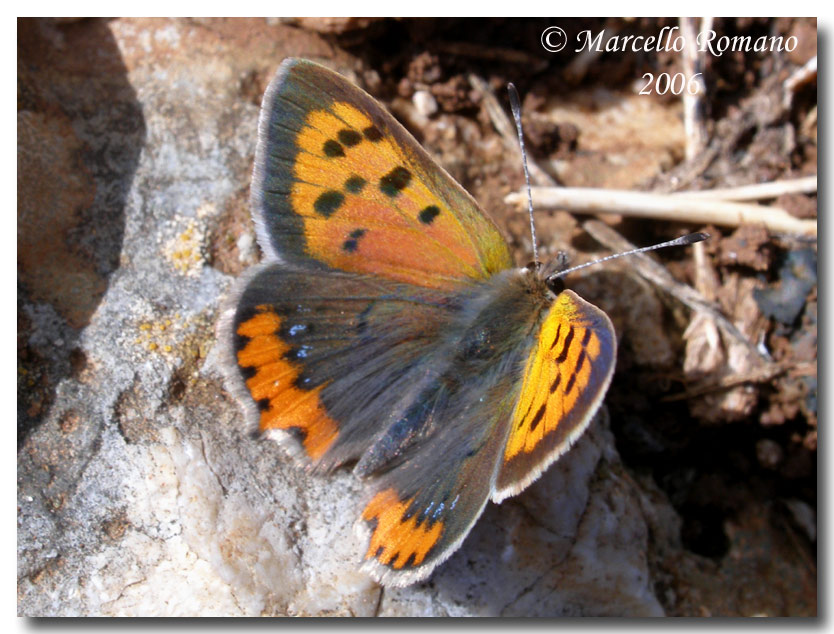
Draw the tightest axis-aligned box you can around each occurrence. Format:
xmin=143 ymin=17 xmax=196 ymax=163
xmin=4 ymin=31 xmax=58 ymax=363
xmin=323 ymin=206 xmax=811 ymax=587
xmin=221 ymin=58 xmax=616 ymax=587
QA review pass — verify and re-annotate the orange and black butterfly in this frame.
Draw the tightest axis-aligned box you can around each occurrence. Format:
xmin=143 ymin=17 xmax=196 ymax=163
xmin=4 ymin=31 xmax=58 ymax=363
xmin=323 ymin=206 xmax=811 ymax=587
xmin=220 ymin=58 xmax=616 ymax=587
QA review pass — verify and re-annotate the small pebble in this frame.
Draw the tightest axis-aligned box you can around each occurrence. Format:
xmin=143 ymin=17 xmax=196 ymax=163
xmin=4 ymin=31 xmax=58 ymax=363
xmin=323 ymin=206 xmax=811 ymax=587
xmin=413 ymin=90 xmax=438 ymax=118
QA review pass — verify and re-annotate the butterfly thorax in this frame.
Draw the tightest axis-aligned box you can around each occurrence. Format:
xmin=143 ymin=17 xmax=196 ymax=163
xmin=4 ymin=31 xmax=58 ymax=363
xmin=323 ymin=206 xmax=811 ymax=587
xmin=448 ymin=268 xmax=554 ymax=366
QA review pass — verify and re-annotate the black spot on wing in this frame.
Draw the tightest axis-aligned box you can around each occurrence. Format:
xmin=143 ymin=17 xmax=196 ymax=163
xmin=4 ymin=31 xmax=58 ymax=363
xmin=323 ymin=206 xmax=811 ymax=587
xmin=314 ymin=190 xmax=344 ymax=217
xmin=564 ymin=371 xmax=577 ymax=395
xmin=379 ymin=166 xmax=411 ymax=197
xmin=564 ymin=349 xmax=587 ymax=395
xmin=418 ymin=205 xmax=440 ymax=224
xmin=575 ymin=349 xmax=587 ymax=374
xmin=287 ymin=426 xmax=308 ymax=445
xmin=363 ymin=125 xmax=383 ymax=142
xmin=344 ymin=175 xmax=366 ymax=193
xmin=529 ymin=403 xmax=546 ymax=432
xmin=323 ymin=139 xmax=344 ymax=158
xmin=342 ymin=228 xmax=367 ymax=253
xmin=517 ymin=396 xmax=535 ymax=429
xmin=338 ymin=129 xmax=362 ymax=146
xmin=550 ymin=323 xmax=562 ymax=350
xmin=554 ymin=326 xmax=575 ymax=364
xmin=549 ymin=372 xmax=561 ymax=393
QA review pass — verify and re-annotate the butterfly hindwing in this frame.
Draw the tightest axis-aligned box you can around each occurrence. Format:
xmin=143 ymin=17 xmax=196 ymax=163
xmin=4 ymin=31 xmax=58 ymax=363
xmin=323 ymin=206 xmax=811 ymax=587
xmin=357 ymin=382 xmax=515 ymax=587
xmin=252 ymin=58 xmax=513 ymax=290
xmin=223 ymin=262 xmax=469 ymax=468
xmin=493 ymin=290 xmax=616 ymax=502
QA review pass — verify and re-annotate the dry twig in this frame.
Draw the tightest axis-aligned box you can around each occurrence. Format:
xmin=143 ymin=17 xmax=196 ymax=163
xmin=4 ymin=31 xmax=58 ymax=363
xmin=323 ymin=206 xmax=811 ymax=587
xmin=505 ymin=186 xmax=817 ymax=236
xmin=783 ymin=55 xmax=817 ymax=108
xmin=469 ymin=73 xmax=556 ymax=187
xmin=672 ymin=176 xmax=817 ymax=201
xmin=679 ymin=17 xmax=711 ymax=160
xmin=662 ymin=364 xmax=787 ymax=401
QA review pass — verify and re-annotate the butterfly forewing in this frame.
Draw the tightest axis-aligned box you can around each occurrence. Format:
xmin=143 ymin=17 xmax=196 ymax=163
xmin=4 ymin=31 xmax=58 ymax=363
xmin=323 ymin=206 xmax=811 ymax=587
xmin=252 ymin=58 xmax=513 ymax=290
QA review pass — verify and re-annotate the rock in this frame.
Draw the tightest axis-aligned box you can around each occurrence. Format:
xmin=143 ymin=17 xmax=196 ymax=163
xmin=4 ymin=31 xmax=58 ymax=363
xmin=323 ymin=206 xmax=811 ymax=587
xmin=412 ymin=90 xmax=438 ymax=118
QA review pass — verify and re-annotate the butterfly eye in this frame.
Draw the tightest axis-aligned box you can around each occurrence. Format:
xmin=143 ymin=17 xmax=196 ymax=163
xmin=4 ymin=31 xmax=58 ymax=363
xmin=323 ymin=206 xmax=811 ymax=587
xmin=545 ymin=275 xmax=565 ymax=295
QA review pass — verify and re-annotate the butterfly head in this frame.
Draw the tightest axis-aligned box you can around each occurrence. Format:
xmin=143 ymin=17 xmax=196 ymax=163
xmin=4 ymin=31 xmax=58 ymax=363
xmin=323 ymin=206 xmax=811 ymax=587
xmin=521 ymin=258 xmax=566 ymax=296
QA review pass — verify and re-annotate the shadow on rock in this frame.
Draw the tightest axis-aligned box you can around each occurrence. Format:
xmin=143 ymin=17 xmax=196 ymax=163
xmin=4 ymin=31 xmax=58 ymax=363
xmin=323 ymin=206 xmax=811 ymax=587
xmin=18 ymin=18 xmax=146 ymax=445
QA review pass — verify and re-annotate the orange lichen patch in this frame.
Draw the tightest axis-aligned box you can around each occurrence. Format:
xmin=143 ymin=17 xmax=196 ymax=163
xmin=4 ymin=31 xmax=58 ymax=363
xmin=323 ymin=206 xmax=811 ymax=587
xmin=504 ymin=294 xmax=601 ymax=460
xmin=361 ymin=488 xmax=443 ymax=569
xmin=134 ymin=317 xmax=181 ymax=355
xmin=236 ymin=307 xmax=338 ymax=461
xmin=164 ymin=218 xmax=207 ymax=277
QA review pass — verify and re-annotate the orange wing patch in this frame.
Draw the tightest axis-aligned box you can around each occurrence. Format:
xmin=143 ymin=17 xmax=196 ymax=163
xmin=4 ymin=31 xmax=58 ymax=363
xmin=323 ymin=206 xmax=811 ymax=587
xmin=504 ymin=292 xmax=604 ymax=461
xmin=236 ymin=306 xmax=338 ymax=461
xmin=361 ymin=488 xmax=444 ymax=570
xmin=291 ymin=102 xmax=503 ymax=288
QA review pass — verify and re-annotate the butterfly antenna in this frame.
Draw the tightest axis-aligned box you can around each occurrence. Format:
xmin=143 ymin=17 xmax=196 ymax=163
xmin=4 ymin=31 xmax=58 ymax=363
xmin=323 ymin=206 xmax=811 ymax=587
xmin=549 ymin=232 xmax=710 ymax=282
xmin=508 ymin=83 xmax=539 ymax=267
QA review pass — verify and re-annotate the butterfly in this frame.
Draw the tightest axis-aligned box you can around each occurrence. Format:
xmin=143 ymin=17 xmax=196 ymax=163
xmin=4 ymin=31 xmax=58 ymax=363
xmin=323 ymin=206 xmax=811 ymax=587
xmin=219 ymin=58 xmax=616 ymax=587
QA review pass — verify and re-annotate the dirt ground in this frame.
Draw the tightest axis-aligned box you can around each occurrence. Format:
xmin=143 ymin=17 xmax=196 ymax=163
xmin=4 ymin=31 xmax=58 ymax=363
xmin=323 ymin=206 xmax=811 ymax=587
xmin=18 ymin=17 xmax=817 ymax=616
